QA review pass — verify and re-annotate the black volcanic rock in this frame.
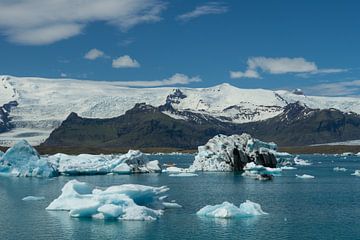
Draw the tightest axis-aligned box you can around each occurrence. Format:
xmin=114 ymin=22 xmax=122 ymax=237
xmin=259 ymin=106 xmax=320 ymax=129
xmin=0 ymin=101 xmax=18 ymax=133
xmin=42 ymin=102 xmax=360 ymax=148
xmin=42 ymin=103 xmax=241 ymax=149
xmin=243 ymin=102 xmax=360 ymax=146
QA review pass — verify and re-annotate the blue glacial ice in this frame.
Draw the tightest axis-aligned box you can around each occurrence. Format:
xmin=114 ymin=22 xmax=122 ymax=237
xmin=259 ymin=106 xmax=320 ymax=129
xmin=0 ymin=140 xmax=57 ymax=177
xmin=46 ymin=179 xmax=181 ymax=221
xmin=197 ymin=200 xmax=268 ymax=219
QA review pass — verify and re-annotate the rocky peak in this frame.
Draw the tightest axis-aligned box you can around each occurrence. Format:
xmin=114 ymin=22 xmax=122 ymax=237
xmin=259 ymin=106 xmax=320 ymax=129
xmin=126 ymin=103 xmax=159 ymax=114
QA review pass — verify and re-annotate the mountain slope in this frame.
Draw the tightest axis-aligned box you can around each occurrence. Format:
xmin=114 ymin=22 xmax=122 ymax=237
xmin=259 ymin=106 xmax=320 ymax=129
xmin=2 ymin=75 xmax=360 ymax=146
xmin=42 ymin=102 xmax=360 ymax=148
xmin=42 ymin=103 xmax=242 ymax=148
xmin=243 ymin=102 xmax=360 ymax=146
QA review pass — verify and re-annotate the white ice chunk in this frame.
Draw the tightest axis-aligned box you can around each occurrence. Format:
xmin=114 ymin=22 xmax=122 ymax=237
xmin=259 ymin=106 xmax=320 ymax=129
xmin=22 ymin=196 xmax=45 ymax=201
xmin=296 ymin=174 xmax=315 ymax=179
xmin=197 ymin=200 xmax=267 ymax=218
xmin=351 ymin=170 xmax=360 ymax=176
xmin=333 ymin=167 xmax=347 ymax=172
xmin=294 ymin=156 xmax=312 ymax=166
xmin=169 ymin=173 xmax=198 ymax=177
xmin=281 ymin=166 xmax=297 ymax=170
xmin=0 ymin=140 xmax=57 ymax=177
xmin=46 ymin=179 xmax=179 ymax=221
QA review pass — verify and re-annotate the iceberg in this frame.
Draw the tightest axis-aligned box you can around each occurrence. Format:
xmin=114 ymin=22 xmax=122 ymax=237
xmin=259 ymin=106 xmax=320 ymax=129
xmin=333 ymin=167 xmax=347 ymax=172
xmin=241 ymin=162 xmax=281 ymax=180
xmin=0 ymin=150 xmax=3 ymax=157
xmin=22 ymin=196 xmax=45 ymax=201
xmin=294 ymin=156 xmax=312 ymax=166
xmin=163 ymin=166 xmax=194 ymax=173
xmin=46 ymin=179 xmax=181 ymax=221
xmin=190 ymin=134 xmax=278 ymax=172
xmin=197 ymin=200 xmax=267 ymax=219
xmin=169 ymin=173 xmax=198 ymax=177
xmin=281 ymin=166 xmax=297 ymax=170
xmin=296 ymin=174 xmax=315 ymax=179
xmin=0 ymin=140 xmax=57 ymax=177
xmin=47 ymin=150 xmax=161 ymax=175
xmin=351 ymin=170 xmax=360 ymax=176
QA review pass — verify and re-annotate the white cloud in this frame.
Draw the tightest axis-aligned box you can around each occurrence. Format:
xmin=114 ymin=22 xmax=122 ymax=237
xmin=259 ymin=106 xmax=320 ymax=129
xmin=0 ymin=0 xmax=166 ymax=45
xmin=112 ymin=55 xmax=140 ymax=68
xmin=248 ymin=57 xmax=317 ymax=74
xmin=230 ymin=69 xmax=260 ymax=79
xmin=231 ymin=57 xmax=347 ymax=79
xmin=111 ymin=73 xmax=202 ymax=87
xmin=305 ymin=80 xmax=360 ymax=96
xmin=84 ymin=48 xmax=105 ymax=60
xmin=177 ymin=2 xmax=228 ymax=22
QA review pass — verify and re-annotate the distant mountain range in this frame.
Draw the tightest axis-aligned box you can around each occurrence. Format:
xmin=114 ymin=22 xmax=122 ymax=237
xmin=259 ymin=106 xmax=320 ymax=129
xmin=2 ymin=75 xmax=360 ymax=147
xmin=42 ymin=102 xmax=360 ymax=148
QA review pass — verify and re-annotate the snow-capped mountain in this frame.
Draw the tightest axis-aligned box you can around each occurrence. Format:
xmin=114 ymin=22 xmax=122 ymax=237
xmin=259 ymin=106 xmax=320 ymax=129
xmin=1 ymin=75 xmax=360 ymax=146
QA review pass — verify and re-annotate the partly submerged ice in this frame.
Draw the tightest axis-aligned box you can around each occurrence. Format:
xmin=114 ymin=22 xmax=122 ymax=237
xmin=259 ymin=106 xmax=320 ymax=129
xmin=333 ymin=167 xmax=347 ymax=172
xmin=296 ymin=174 xmax=315 ymax=179
xmin=22 ymin=196 xmax=45 ymax=201
xmin=48 ymin=150 xmax=161 ymax=175
xmin=0 ymin=140 xmax=162 ymax=178
xmin=46 ymin=180 xmax=181 ymax=221
xmin=190 ymin=134 xmax=279 ymax=172
xmin=169 ymin=173 xmax=198 ymax=177
xmin=197 ymin=200 xmax=268 ymax=219
xmin=294 ymin=156 xmax=312 ymax=166
xmin=351 ymin=170 xmax=360 ymax=176
xmin=0 ymin=140 xmax=57 ymax=178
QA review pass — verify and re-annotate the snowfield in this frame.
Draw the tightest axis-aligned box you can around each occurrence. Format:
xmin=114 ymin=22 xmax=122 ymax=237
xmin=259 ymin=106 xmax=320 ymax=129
xmin=2 ymin=75 xmax=360 ymax=145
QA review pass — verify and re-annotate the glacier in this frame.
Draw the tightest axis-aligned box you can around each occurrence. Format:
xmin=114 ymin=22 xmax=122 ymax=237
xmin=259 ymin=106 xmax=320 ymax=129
xmin=46 ymin=180 xmax=181 ymax=221
xmin=196 ymin=200 xmax=268 ymax=219
xmin=3 ymin=75 xmax=360 ymax=146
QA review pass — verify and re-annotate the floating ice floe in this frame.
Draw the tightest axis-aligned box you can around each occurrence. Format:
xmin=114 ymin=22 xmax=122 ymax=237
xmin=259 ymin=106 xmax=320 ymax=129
xmin=168 ymin=173 xmax=198 ymax=177
xmin=241 ymin=162 xmax=282 ymax=180
xmin=281 ymin=166 xmax=297 ymax=170
xmin=197 ymin=200 xmax=267 ymax=219
xmin=296 ymin=174 xmax=315 ymax=179
xmin=22 ymin=196 xmax=45 ymax=201
xmin=341 ymin=152 xmax=354 ymax=156
xmin=0 ymin=140 xmax=57 ymax=177
xmin=294 ymin=156 xmax=312 ymax=166
xmin=333 ymin=167 xmax=347 ymax=172
xmin=48 ymin=150 xmax=161 ymax=175
xmin=190 ymin=134 xmax=279 ymax=172
xmin=0 ymin=141 xmax=162 ymax=177
xmin=162 ymin=166 xmax=194 ymax=173
xmin=351 ymin=170 xmax=360 ymax=176
xmin=46 ymin=179 xmax=181 ymax=221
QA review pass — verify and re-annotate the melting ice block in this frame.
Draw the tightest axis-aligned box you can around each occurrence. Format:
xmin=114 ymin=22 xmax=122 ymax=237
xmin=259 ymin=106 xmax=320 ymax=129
xmin=46 ymin=180 xmax=181 ymax=221
xmin=197 ymin=200 xmax=268 ymax=218
xmin=0 ymin=140 xmax=57 ymax=177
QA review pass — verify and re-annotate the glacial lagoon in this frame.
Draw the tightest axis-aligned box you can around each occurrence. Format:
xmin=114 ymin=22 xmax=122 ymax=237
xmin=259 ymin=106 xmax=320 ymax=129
xmin=1 ymin=153 xmax=360 ymax=240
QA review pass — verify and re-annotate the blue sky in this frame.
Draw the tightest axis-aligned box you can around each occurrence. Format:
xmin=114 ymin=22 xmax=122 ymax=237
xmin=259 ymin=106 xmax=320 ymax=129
xmin=0 ymin=0 xmax=359 ymax=96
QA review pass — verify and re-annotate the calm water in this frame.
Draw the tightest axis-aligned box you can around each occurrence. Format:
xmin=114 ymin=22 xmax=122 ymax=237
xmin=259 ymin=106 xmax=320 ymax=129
xmin=1 ymin=154 xmax=360 ymax=240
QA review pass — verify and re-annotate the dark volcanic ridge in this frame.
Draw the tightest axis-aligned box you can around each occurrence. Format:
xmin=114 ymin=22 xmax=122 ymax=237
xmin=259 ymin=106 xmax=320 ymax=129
xmin=41 ymin=102 xmax=360 ymax=149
